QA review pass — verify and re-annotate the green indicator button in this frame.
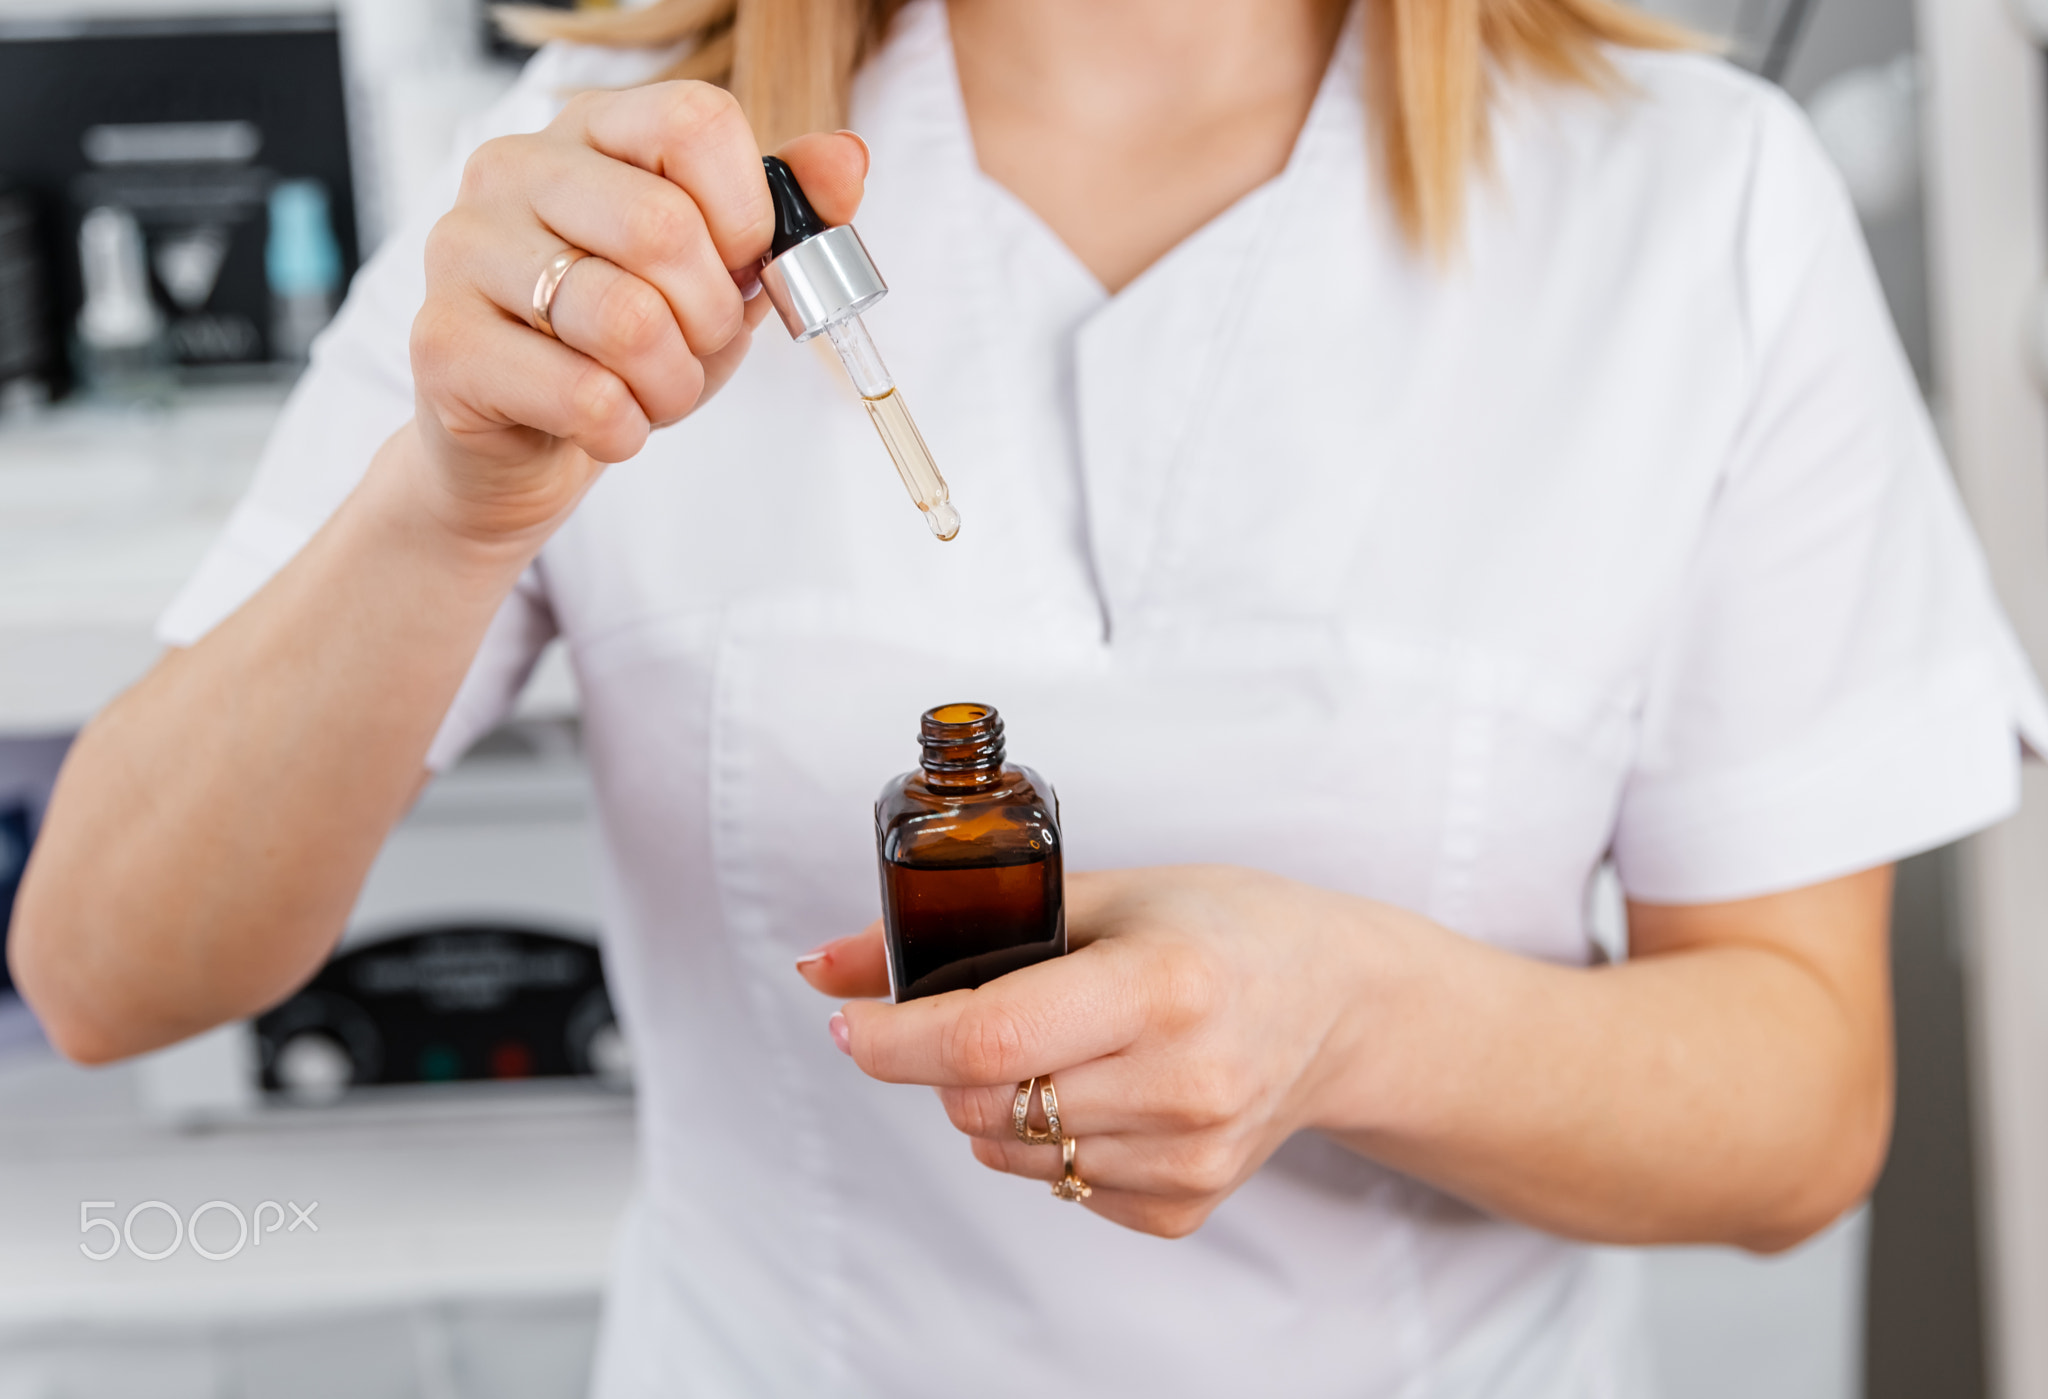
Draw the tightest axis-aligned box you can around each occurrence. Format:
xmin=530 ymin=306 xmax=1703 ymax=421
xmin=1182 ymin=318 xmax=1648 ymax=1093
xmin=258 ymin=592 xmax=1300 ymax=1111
xmin=418 ymin=1045 xmax=462 ymax=1082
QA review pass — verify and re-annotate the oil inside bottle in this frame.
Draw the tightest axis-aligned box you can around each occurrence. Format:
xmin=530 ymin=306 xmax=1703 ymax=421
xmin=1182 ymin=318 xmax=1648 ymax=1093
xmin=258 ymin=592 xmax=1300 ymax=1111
xmin=875 ymin=703 xmax=1064 ymax=1001
xmin=882 ymin=853 xmax=1060 ymax=999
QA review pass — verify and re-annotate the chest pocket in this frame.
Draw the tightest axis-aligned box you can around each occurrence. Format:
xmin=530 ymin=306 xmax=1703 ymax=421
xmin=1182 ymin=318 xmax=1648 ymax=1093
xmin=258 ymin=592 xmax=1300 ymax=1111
xmin=699 ymin=594 xmax=1620 ymax=972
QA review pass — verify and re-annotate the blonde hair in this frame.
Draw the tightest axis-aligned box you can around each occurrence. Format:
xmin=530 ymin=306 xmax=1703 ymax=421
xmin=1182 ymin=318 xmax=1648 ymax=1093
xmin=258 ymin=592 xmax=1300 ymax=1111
xmin=497 ymin=0 xmax=1696 ymax=255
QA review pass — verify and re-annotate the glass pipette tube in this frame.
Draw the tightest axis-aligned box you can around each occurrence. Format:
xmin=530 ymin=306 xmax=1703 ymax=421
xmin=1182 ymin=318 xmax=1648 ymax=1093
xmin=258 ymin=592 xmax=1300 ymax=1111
xmin=824 ymin=317 xmax=961 ymax=541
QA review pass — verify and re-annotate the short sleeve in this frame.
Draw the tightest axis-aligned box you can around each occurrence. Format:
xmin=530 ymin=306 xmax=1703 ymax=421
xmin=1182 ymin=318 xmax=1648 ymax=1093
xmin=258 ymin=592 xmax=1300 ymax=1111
xmin=1610 ymin=90 xmax=2048 ymax=904
xmin=152 ymin=48 xmax=633 ymax=768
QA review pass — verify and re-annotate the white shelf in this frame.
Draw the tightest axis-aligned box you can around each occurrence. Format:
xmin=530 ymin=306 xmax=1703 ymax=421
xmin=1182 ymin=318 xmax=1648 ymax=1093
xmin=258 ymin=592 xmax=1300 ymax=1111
xmin=0 ymin=384 xmax=287 ymax=734
xmin=0 ymin=1042 xmax=634 ymax=1329
xmin=0 ymin=383 xmax=581 ymax=738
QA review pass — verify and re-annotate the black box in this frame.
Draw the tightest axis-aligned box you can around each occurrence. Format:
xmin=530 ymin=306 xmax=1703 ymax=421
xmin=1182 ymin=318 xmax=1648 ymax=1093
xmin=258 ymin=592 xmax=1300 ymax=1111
xmin=0 ymin=14 xmax=359 ymax=384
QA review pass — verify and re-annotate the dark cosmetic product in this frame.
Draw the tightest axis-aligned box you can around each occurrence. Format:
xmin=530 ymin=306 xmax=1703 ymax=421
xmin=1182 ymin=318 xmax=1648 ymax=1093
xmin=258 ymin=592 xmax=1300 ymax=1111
xmin=0 ymin=190 xmax=53 ymax=406
xmin=875 ymin=704 xmax=1065 ymax=1002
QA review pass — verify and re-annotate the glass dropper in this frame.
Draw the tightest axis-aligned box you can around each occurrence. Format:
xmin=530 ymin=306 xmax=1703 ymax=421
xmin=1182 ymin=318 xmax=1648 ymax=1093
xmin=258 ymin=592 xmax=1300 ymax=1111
xmin=756 ymin=157 xmax=960 ymax=542
xmin=823 ymin=318 xmax=959 ymax=540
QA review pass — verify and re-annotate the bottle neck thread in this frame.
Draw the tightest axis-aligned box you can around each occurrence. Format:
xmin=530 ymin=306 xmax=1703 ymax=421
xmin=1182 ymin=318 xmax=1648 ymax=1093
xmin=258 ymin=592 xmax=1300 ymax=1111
xmin=919 ymin=703 xmax=1006 ymax=789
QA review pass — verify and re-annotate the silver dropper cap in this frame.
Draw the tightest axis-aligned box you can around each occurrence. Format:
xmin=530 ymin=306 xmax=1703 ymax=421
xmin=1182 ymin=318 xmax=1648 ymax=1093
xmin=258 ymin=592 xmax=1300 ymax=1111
xmin=760 ymin=224 xmax=886 ymax=341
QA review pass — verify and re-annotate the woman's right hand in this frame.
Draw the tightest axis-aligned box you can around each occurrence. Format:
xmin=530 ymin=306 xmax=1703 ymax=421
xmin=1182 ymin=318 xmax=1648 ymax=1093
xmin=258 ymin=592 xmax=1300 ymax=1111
xmin=12 ymin=85 xmax=874 ymax=1067
xmin=407 ymin=82 xmax=868 ymax=546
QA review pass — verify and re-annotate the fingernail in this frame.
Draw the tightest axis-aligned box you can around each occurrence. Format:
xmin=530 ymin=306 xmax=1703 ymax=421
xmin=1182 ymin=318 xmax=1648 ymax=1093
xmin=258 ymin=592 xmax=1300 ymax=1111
xmin=828 ymin=1012 xmax=851 ymax=1057
xmin=794 ymin=943 xmax=831 ymax=970
xmin=737 ymin=271 xmax=763 ymax=301
xmin=836 ymin=128 xmax=871 ymax=172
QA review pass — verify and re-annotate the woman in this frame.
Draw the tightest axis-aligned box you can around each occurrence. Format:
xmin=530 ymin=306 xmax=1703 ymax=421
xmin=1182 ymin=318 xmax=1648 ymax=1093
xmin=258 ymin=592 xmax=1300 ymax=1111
xmin=14 ymin=0 xmax=2045 ymax=1391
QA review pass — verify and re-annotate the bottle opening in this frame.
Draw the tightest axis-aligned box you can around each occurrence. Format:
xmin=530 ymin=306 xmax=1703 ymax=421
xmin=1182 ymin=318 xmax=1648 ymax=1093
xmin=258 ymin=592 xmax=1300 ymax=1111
xmin=919 ymin=702 xmax=1005 ymax=786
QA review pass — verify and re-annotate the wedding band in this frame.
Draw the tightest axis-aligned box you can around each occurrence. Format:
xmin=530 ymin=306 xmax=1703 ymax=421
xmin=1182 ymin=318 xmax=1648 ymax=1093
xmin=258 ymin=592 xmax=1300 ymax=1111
xmin=530 ymin=247 xmax=590 ymax=339
xmin=1012 ymin=1076 xmax=1063 ymax=1145
xmin=1012 ymin=1079 xmax=1038 ymax=1142
xmin=1052 ymin=1135 xmax=1092 ymax=1202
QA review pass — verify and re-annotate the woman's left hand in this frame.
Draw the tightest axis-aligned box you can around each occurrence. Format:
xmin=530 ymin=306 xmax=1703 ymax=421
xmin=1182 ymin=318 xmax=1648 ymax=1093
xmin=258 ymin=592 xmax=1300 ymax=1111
xmin=797 ymin=866 xmax=1399 ymax=1238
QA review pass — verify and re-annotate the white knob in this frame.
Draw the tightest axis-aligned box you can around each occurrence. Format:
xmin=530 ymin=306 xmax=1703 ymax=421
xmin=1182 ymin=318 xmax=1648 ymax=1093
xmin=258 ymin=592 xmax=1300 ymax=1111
xmin=586 ymin=1021 xmax=633 ymax=1089
xmin=2026 ymin=282 xmax=2048 ymax=396
xmin=273 ymin=1031 xmax=354 ymax=1106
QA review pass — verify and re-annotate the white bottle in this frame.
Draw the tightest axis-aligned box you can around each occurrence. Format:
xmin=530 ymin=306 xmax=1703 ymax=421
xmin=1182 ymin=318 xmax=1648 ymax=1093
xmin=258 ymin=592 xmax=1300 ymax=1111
xmin=73 ymin=204 xmax=171 ymax=401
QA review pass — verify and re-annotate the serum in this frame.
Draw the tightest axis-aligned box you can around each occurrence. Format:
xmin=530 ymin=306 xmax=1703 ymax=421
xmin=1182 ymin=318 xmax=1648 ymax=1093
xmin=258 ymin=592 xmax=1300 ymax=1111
xmin=875 ymin=704 xmax=1065 ymax=1001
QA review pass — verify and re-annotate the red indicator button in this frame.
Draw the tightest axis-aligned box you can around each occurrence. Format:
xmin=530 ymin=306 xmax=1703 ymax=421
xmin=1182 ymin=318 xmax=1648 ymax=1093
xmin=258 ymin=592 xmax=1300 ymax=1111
xmin=490 ymin=1041 xmax=533 ymax=1079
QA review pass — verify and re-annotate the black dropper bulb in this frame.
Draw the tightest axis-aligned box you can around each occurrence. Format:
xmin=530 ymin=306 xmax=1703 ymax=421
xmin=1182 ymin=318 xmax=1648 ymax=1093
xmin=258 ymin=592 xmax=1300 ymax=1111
xmin=763 ymin=156 xmax=826 ymax=259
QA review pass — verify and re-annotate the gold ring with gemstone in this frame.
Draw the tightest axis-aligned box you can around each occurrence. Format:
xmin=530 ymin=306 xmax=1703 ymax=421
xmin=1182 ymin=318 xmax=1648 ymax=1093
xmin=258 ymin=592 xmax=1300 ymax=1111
xmin=1012 ymin=1076 xmax=1063 ymax=1145
xmin=530 ymin=247 xmax=590 ymax=339
xmin=1052 ymin=1135 xmax=1092 ymax=1201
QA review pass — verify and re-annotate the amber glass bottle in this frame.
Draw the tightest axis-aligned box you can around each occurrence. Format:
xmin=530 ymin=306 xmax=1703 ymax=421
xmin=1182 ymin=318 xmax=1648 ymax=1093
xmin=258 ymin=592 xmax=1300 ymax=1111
xmin=874 ymin=703 xmax=1065 ymax=1002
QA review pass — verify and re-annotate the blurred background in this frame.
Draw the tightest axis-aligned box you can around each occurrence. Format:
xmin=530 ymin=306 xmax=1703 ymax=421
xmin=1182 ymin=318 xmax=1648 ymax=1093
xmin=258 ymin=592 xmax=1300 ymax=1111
xmin=2 ymin=0 xmax=2045 ymax=1396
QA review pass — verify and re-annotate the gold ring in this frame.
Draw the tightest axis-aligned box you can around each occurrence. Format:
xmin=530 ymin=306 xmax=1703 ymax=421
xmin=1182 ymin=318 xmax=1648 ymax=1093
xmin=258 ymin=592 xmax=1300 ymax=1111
xmin=1052 ymin=1135 xmax=1092 ymax=1201
xmin=530 ymin=247 xmax=590 ymax=339
xmin=1012 ymin=1076 xmax=1063 ymax=1145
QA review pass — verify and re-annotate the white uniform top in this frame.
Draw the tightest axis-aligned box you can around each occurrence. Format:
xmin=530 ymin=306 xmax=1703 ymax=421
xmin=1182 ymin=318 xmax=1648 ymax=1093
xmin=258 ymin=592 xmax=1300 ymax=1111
xmin=163 ymin=3 xmax=2048 ymax=1393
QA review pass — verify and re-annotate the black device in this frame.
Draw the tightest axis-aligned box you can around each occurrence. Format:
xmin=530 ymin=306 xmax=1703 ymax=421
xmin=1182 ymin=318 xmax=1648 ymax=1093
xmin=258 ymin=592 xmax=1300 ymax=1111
xmin=0 ymin=804 xmax=31 ymax=996
xmin=0 ymin=13 xmax=358 ymax=384
xmin=255 ymin=924 xmax=626 ymax=1099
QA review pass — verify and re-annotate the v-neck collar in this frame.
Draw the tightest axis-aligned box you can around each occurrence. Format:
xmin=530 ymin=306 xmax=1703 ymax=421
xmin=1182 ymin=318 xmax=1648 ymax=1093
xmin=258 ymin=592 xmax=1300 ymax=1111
xmin=933 ymin=0 xmax=1363 ymax=310
xmin=849 ymin=0 xmax=1368 ymax=640
xmin=1060 ymin=10 xmax=1366 ymax=634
